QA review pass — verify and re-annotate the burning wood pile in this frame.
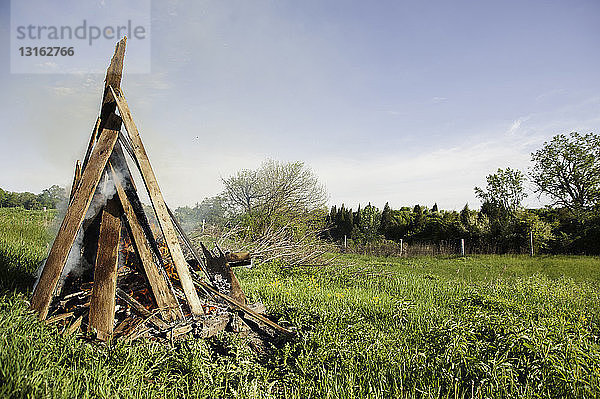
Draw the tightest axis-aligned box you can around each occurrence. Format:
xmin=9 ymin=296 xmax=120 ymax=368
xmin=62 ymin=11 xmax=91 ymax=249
xmin=30 ymin=38 xmax=291 ymax=343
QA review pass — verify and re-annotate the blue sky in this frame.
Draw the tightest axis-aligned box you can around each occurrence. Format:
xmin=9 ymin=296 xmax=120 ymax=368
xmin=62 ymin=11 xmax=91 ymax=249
xmin=1 ymin=0 xmax=599 ymax=210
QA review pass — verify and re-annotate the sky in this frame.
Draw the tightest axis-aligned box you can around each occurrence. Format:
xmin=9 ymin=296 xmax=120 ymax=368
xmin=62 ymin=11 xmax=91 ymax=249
xmin=1 ymin=0 xmax=599 ymax=210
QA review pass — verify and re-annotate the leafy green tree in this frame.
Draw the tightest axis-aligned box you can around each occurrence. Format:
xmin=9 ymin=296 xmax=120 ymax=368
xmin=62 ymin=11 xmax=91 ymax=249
xmin=2 ymin=192 xmax=20 ymax=208
xmin=37 ymin=185 xmax=67 ymax=209
xmin=19 ymin=192 xmax=40 ymax=210
xmin=475 ymin=168 xmax=527 ymax=219
xmin=530 ymin=132 xmax=600 ymax=215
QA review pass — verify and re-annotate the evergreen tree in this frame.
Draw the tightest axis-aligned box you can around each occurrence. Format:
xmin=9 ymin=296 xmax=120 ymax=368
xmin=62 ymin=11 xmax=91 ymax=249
xmin=460 ymin=203 xmax=471 ymax=227
xmin=379 ymin=202 xmax=392 ymax=237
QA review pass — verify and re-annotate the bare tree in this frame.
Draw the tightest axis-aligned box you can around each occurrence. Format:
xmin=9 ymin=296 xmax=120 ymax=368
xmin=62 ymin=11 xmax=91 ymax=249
xmin=218 ymin=160 xmax=330 ymax=265
xmin=222 ymin=160 xmax=328 ymax=223
xmin=221 ymin=169 xmax=263 ymax=214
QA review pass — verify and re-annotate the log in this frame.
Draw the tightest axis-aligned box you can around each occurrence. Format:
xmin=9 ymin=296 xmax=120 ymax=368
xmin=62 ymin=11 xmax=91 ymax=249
xmin=88 ymin=198 xmax=122 ymax=341
xmin=109 ymin=162 xmax=182 ymax=321
xmin=30 ymin=128 xmax=120 ymax=319
xmin=226 ymin=251 xmax=251 ymax=263
xmin=110 ymin=86 xmax=203 ymax=316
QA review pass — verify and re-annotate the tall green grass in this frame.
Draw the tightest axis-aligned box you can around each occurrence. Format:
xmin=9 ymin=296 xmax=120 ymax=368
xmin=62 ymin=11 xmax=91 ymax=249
xmin=1 ymin=208 xmax=600 ymax=398
xmin=0 ymin=208 xmax=56 ymax=292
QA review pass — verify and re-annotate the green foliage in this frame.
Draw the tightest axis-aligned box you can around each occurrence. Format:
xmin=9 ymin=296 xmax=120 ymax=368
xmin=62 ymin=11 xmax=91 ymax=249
xmin=475 ymin=167 xmax=527 ymax=220
xmin=531 ymin=132 xmax=600 ymax=215
xmin=0 ymin=208 xmax=56 ymax=291
xmin=0 ymin=185 xmax=66 ymax=210
xmin=356 ymin=203 xmax=381 ymax=242
xmin=326 ymin=201 xmax=563 ymax=254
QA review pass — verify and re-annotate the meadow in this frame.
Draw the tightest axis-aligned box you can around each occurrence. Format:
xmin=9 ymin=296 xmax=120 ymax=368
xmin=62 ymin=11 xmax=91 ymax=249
xmin=1 ymin=208 xmax=600 ymax=398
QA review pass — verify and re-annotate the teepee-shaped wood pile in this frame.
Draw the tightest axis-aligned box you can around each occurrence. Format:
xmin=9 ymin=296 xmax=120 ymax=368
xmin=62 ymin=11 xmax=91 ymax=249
xmin=30 ymin=38 xmax=290 ymax=342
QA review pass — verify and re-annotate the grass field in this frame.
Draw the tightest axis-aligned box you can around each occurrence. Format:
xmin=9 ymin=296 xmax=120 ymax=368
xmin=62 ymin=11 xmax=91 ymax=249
xmin=1 ymin=208 xmax=600 ymax=398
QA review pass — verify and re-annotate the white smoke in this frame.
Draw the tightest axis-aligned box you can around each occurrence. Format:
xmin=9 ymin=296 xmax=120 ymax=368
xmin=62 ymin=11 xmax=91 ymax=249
xmin=34 ymin=154 xmax=133 ymax=296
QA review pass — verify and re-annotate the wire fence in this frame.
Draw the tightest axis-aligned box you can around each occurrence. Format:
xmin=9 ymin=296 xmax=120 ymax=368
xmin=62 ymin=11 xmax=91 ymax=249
xmin=340 ymin=239 xmax=533 ymax=257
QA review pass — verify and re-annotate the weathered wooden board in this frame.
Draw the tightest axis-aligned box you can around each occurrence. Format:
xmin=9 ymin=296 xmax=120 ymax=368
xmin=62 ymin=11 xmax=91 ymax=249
xmin=81 ymin=117 xmax=101 ymax=173
xmin=99 ymin=38 xmax=126 ymax=129
xmin=80 ymin=38 xmax=125 ymax=174
xmin=111 ymin=86 xmax=203 ymax=316
xmin=166 ymin=206 xmax=211 ymax=282
xmin=110 ymin=143 xmax=160 ymax=261
xmin=30 ymin=128 xmax=119 ymax=320
xmin=109 ymin=162 xmax=182 ymax=321
xmin=88 ymin=198 xmax=121 ymax=341
xmin=81 ymin=38 xmax=125 ymax=174
xmin=110 ymin=142 xmax=182 ymax=311
xmin=69 ymin=160 xmax=81 ymax=201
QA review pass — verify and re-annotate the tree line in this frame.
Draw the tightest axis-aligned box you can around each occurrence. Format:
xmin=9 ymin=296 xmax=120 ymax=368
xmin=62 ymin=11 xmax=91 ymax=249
xmin=0 ymin=185 xmax=66 ymax=210
xmin=327 ymin=132 xmax=600 ymax=254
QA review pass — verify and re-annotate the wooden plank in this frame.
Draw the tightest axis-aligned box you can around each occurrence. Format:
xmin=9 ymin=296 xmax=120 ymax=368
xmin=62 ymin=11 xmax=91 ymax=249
xmin=81 ymin=117 xmax=101 ymax=172
xmin=166 ymin=206 xmax=212 ymax=283
xmin=110 ymin=143 xmax=182 ymax=313
xmin=30 ymin=128 xmax=119 ymax=320
xmin=44 ymin=312 xmax=74 ymax=325
xmin=109 ymin=162 xmax=182 ymax=321
xmin=69 ymin=160 xmax=81 ymax=201
xmin=99 ymin=38 xmax=126 ymax=130
xmin=81 ymin=39 xmax=125 ymax=174
xmin=88 ymin=198 xmax=121 ymax=341
xmin=64 ymin=315 xmax=83 ymax=335
xmin=111 ymin=143 xmax=161 ymax=261
xmin=110 ymin=86 xmax=203 ymax=316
